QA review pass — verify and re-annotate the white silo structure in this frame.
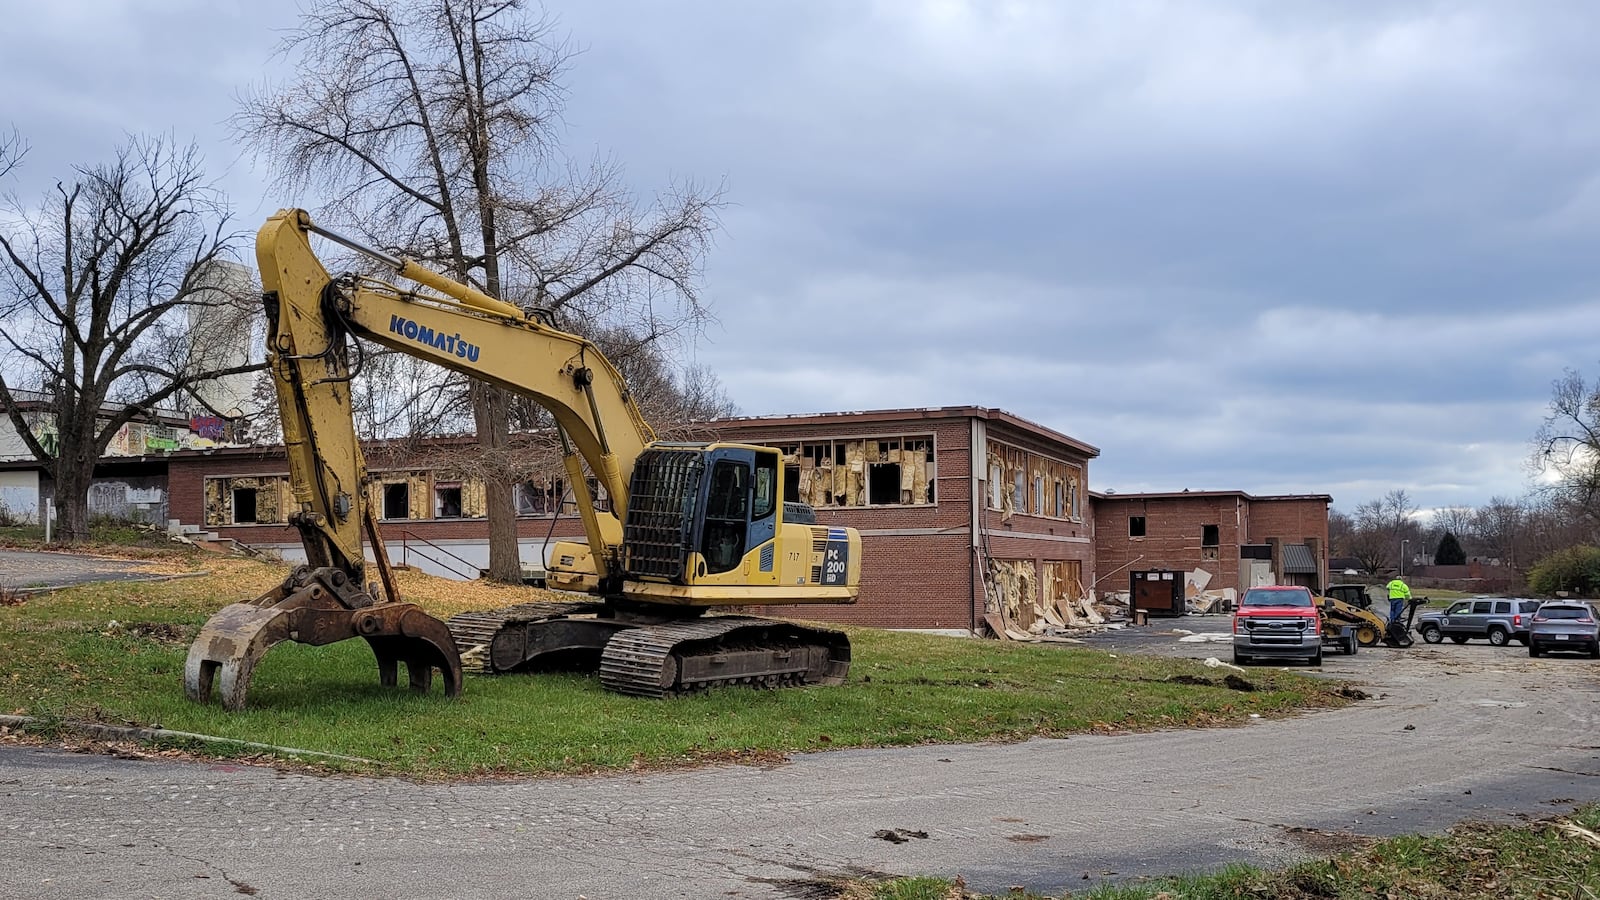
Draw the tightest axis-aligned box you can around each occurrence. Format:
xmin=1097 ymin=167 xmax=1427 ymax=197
xmin=185 ymin=259 xmax=257 ymax=419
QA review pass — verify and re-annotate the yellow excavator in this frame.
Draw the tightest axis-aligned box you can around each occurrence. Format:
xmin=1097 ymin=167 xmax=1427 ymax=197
xmin=184 ymin=209 xmax=860 ymax=709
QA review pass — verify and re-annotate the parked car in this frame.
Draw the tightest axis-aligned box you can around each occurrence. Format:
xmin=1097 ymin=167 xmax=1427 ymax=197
xmin=1414 ymin=598 xmax=1542 ymax=646
xmin=1233 ymin=585 xmax=1322 ymax=666
xmin=1527 ymin=602 xmax=1600 ymax=658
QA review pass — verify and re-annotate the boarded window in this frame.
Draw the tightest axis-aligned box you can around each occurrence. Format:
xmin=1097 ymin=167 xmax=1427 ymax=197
xmin=986 ymin=558 xmax=1039 ymax=629
xmin=1130 ymin=516 xmax=1146 ymax=537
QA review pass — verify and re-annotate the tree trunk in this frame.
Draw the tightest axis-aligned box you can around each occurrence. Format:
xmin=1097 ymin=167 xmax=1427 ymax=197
xmin=472 ymin=382 xmax=522 ymax=583
xmin=51 ymin=455 xmax=92 ymax=545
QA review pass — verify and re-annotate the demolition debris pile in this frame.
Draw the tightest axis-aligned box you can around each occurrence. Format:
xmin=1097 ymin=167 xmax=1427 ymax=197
xmin=983 ymin=565 xmax=1238 ymax=642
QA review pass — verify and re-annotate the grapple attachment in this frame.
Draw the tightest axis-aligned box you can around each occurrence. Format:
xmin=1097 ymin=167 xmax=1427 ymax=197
xmin=184 ymin=566 xmax=463 ymax=711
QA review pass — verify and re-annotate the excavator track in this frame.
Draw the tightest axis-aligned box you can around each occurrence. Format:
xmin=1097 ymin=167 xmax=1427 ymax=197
xmin=446 ymin=602 xmax=606 ymax=673
xmin=599 ymin=616 xmax=851 ymax=698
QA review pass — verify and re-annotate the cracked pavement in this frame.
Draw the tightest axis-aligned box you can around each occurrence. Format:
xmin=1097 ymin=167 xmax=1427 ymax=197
xmin=4 ymin=640 xmax=1600 ymax=898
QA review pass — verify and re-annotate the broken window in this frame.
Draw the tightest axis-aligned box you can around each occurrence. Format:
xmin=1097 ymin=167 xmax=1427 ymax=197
xmin=232 ymin=488 xmax=257 ymax=524
xmin=867 ymin=462 xmax=901 ymax=504
xmin=205 ymin=476 xmax=289 ymax=525
xmin=383 ymin=483 xmax=410 ymax=520
xmin=435 ymin=484 xmax=463 ymax=518
xmin=1202 ymin=524 xmax=1219 ymax=546
xmin=1130 ymin=516 xmax=1146 ymax=538
xmin=585 ymin=477 xmax=612 ymax=513
xmin=781 ymin=435 xmax=935 ymax=508
xmin=516 ymin=478 xmax=564 ymax=516
xmin=985 ymin=439 xmax=1083 ymax=521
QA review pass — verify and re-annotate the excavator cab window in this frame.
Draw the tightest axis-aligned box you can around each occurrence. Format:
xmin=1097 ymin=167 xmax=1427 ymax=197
xmin=702 ymin=459 xmax=750 ymax=574
xmin=753 ymin=454 xmax=777 ymax=521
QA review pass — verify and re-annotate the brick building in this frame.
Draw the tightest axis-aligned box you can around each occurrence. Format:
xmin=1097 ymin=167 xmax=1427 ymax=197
xmin=716 ymin=407 xmax=1098 ymax=632
xmin=1091 ymin=490 xmax=1333 ymax=596
xmin=162 ymin=407 xmax=1100 ymax=632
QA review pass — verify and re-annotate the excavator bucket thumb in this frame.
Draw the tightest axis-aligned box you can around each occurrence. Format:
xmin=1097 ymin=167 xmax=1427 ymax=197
xmin=184 ymin=572 xmax=463 ymax=711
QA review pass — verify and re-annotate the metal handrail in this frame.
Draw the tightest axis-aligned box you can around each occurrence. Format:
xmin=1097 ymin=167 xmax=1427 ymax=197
xmin=394 ymin=530 xmax=481 ymax=580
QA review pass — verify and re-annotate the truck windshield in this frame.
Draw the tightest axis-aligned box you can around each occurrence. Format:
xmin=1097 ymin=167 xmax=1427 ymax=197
xmin=1242 ymin=589 xmax=1312 ymax=607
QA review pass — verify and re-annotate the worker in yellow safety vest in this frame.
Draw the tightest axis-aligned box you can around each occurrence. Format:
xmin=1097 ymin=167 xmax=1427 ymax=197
xmin=1386 ymin=577 xmax=1412 ymax=623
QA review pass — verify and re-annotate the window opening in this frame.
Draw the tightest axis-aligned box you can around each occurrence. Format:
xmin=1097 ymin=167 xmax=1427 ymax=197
xmin=867 ymin=462 xmax=902 ymax=505
xmin=1202 ymin=524 xmax=1219 ymax=546
xmin=516 ymin=479 xmax=563 ymax=516
xmin=232 ymin=488 xmax=257 ymax=524
xmin=383 ymin=483 xmax=409 ymax=520
xmin=1130 ymin=516 xmax=1146 ymax=538
xmin=435 ymin=485 xmax=462 ymax=518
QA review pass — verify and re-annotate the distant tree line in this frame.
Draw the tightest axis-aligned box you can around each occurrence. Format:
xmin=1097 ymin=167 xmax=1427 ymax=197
xmin=1332 ymin=364 xmax=1600 ymax=590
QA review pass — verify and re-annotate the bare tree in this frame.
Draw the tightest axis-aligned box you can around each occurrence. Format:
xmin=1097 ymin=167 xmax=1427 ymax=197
xmin=1339 ymin=490 xmax=1419 ymax=574
xmin=236 ymin=0 xmax=722 ymax=581
xmin=1533 ymin=368 xmax=1600 ymax=532
xmin=0 ymin=135 xmax=258 ymax=543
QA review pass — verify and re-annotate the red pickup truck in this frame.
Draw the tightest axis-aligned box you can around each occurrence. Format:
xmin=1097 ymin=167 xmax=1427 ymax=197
xmin=1232 ymin=585 xmax=1322 ymax=666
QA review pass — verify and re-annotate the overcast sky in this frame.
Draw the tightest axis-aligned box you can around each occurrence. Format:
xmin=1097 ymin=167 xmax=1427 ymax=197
xmin=6 ymin=1 xmax=1599 ymax=513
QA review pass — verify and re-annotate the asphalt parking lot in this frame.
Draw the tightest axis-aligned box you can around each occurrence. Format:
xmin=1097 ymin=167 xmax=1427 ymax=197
xmin=0 ymin=549 xmax=166 ymax=593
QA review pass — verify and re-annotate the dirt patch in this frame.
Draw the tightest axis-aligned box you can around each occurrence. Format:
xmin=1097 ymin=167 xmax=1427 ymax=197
xmin=1279 ymin=824 xmax=1377 ymax=853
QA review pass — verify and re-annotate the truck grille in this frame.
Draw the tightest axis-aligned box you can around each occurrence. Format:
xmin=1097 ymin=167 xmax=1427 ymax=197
xmin=1241 ymin=616 xmax=1312 ymax=645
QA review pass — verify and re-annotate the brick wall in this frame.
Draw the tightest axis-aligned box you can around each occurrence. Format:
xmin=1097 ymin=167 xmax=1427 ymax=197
xmin=1091 ymin=493 xmax=1330 ymax=595
xmin=1092 ymin=494 xmax=1242 ymax=593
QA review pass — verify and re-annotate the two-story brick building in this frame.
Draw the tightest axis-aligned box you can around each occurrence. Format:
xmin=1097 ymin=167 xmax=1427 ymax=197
xmin=716 ymin=407 xmax=1098 ymax=633
xmin=1090 ymin=490 xmax=1333 ymax=597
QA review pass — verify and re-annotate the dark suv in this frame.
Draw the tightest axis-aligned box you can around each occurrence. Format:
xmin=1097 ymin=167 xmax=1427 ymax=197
xmin=1415 ymin=598 xmax=1542 ymax=646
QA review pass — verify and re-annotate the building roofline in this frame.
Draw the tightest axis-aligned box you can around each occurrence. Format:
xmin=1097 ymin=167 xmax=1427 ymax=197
xmin=1090 ymin=489 xmax=1333 ymax=502
xmin=714 ymin=406 xmax=1100 ymax=458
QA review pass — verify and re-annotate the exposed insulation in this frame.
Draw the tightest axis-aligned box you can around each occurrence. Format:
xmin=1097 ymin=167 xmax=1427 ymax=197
xmin=461 ymin=477 xmax=487 ymax=518
xmin=986 ymin=439 xmax=1082 ymax=520
xmin=986 ymin=558 xmax=1039 ymax=631
xmin=205 ymin=475 xmax=292 ymax=524
xmin=204 ymin=478 xmax=224 ymax=526
xmin=776 ymin=436 xmax=934 ymax=507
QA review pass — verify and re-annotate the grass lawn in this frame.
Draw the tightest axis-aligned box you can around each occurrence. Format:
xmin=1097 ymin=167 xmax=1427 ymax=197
xmin=0 ymin=554 xmax=1351 ymax=778
xmin=845 ymin=806 xmax=1600 ymax=898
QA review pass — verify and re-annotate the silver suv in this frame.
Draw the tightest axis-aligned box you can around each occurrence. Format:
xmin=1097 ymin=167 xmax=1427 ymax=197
xmin=1415 ymin=598 xmax=1541 ymax=647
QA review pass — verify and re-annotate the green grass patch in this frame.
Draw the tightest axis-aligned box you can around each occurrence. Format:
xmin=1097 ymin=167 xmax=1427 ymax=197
xmin=0 ymin=558 xmax=1348 ymax=777
xmin=850 ymin=806 xmax=1600 ymax=899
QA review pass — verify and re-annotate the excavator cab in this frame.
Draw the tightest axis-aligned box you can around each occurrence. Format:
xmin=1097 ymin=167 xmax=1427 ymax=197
xmin=622 ymin=444 xmax=776 ymax=582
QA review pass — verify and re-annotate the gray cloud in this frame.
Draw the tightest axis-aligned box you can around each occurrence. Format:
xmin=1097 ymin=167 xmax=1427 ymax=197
xmin=6 ymin=0 xmax=1600 ymax=513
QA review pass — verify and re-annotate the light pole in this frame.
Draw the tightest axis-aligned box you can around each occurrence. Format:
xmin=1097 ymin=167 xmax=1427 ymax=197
xmin=1401 ymin=539 xmax=1409 ymax=577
